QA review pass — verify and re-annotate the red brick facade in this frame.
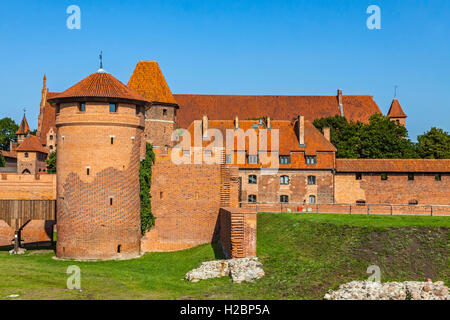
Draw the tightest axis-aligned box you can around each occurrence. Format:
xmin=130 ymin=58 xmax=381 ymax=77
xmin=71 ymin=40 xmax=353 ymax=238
xmin=219 ymin=208 xmax=257 ymax=259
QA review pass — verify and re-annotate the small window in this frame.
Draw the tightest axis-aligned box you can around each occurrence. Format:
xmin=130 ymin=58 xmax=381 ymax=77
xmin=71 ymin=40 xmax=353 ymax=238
xmin=117 ymin=245 xmax=121 ymax=253
xmin=86 ymin=167 xmax=90 ymax=176
xmin=248 ymin=175 xmax=257 ymax=184
xmin=163 ymin=109 xmax=167 ymax=116
xmin=307 ymin=176 xmax=316 ymax=185
xmin=408 ymin=173 xmax=414 ymax=181
xmin=280 ymin=175 xmax=290 ymax=185
xmin=160 ymin=192 xmax=163 ymax=199
xmin=309 ymin=195 xmax=316 ymax=204
xmin=50 ymin=145 xmax=53 ymax=150
xmin=435 ymin=174 xmax=442 ymax=182
xmin=79 ymin=103 xmax=86 ymax=112
xmin=248 ymin=194 xmax=257 ymax=203
xmin=279 ymin=155 xmax=291 ymax=165
xmin=305 ymin=156 xmax=317 ymax=165
xmin=225 ymin=154 xmax=232 ymax=164
xmin=381 ymin=173 xmax=388 ymax=181
xmin=247 ymin=155 xmax=258 ymax=164
xmin=280 ymin=195 xmax=289 ymax=203
xmin=50 ymin=135 xmax=53 ymax=140
xmin=109 ymin=197 xmax=113 ymax=206
xmin=109 ymin=103 xmax=117 ymax=113
xmin=356 ymin=200 xmax=366 ymax=206
xmin=409 ymin=200 xmax=418 ymax=206
xmin=110 ymin=136 xmax=115 ymax=145
xmin=356 ymin=173 xmax=362 ymax=180
xmin=25 ymin=152 xmax=29 ymax=158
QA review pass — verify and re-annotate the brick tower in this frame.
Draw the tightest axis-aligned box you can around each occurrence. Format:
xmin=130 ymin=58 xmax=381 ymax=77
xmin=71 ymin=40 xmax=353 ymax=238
xmin=48 ymin=68 xmax=149 ymax=260
xmin=127 ymin=61 xmax=179 ymax=148
xmin=387 ymin=98 xmax=407 ymax=127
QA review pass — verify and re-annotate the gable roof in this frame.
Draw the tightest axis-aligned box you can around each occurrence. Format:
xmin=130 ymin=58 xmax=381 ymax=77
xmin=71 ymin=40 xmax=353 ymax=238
xmin=387 ymin=99 xmax=407 ymax=118
xmin=48 ymin=71 xmax=150 ymax=105
xmin=173 ymin=94 xmax=382 ymax=128
xmin=38 ymin=92 xmax=58 ymax=145
xmin=16 ymin=135 xmax=48 ymax=154
xmin=16 ymin=115 xmax=31 ymax=135
xmin=336 ymin=159 xmax=450 ymax=173
xmin=127 ymin=61 xmax=178 ymax=105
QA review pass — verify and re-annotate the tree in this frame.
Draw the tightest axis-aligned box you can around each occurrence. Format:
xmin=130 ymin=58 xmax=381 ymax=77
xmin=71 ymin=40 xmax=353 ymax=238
xmin=140 ymin=143 xmax=155 ymax=235
xmin=0 ymin=153 xmax=5 ymax=167
xmin=46 ymin=151 xmax=57 ymax=173
xmin=313 ymin=114 xmax=417 ymax=159
xmin=416 ymin=127 xmax=450 ymax=159
xmin=0 ymin=117 xmax=19 ymax=150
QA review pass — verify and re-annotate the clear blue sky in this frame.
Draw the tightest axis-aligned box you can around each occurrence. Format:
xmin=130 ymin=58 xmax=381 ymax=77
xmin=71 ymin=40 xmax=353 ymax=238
xmin=0 ymin=0 xmax=448 ymax=140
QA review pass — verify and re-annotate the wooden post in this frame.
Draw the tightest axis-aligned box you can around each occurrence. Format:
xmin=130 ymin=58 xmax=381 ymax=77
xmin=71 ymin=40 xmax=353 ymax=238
xmin=431 ymin=206 xmax=433 ymax=217
xmin=367 ymin=204 xmax=370 ymax=215
xmin=13 ymin=232 xmax=19 ymax=254
xmin=349 ymin=204 xmax=352 ymax=215
xmin=391 ymin=205 xmax=393 ymax=215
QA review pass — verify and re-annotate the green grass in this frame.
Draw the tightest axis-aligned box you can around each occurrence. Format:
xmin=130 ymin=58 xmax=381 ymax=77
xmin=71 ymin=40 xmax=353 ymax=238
xmin=0 ymin=213 xmax=448 ymax=300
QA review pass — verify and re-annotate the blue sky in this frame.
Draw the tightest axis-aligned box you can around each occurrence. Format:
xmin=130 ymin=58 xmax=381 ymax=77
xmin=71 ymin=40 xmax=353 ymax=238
xmin=0 ymin=0 xmax=448 ymax=140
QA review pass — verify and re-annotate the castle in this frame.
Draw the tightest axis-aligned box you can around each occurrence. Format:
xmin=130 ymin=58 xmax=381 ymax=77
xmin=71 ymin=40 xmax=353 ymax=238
xmin=0 ymin=61 xmax=448 ymax=259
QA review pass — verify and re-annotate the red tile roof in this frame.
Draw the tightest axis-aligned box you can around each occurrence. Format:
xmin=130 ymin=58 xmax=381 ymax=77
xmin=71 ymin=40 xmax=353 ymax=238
xmin=173 ymin=94 xmax=382 ymax=128
xmin=183 ymin=118 xmax=336 ymax=169
xmin=49 ymin=71 xmax=150 ymax=104
xmin=16 ymin=115 xmax=31 ymax=135
xmin=387 ymin=99 xmax=407 ymax=118
xmin=0 ymin=150 xmax=17 ymax=159
xmin=38 ymin=92 xmax=58 ymax=145
xmin=336 ymin=159 xmax=450 ymax=173
xmin=16 ymin=135 xmax=48 ymax=154
xmin=127 ymin=61 xmax=178 ymax=105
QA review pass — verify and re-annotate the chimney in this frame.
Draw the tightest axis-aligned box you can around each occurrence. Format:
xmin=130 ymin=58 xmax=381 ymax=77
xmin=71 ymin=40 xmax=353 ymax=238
xmin=337 ymin=89 xmax=344 ymax=116
xmin=234 ymin=115 xmax=239 ymax=129
xmin=202 ymin=114 xmax=209 ymax=139
xmin=297 ymin=115 xmax=305 ymax=146
xmin=323 ymin=127 xmax=330 ymax=141
xmin=267 ymin=116 xmax=271 ymax=130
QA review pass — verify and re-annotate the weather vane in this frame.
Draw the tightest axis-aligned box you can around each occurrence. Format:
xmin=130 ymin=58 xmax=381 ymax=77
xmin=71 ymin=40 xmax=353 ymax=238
xmin=23 ymin=108 xmax=26 ymax=115
xmin=99 ymin=51 xmax=103 ymax=69
xmin=394 ymin=85 xmax=398 ymax=99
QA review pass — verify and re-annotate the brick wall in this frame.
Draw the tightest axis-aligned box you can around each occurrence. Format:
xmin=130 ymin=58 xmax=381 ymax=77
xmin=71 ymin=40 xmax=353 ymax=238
xmin=144 ymin=104 xmax=176 ymax=147
xmin=239 ymin=169 xmax=334 ymax=204
xmin=0 ymin=174 xmax=56 ymax=199
xmin=141 ymin=149 xmax=240 ymax=252
xmin=219 ymin=207 xmax=257 ymax=258
xmin=335 ymin=173 xmax=450 ymax=205
xmin=55 ymin=102 xmax=144 ymax=260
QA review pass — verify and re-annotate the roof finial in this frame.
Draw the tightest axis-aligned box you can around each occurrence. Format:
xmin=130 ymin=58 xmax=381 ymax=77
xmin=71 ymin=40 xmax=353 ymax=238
xmin=99 ymin=51 xmax=103 ymax=69
xmin=23 ymin=107 xmax=26 ymax=115
xmin=394 ymin=85 xmax=398 ymax=99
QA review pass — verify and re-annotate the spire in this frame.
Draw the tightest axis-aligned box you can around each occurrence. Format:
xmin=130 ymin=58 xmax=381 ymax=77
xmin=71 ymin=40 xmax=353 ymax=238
xmin=97 ymin=51 xmax=107 ymax=73
xmin=387 ymin=99 xmax=407 ymax=118
xmin=16 ymin=112 xmax=31 ymax=135
xmin=43 ymin=74 xmax=47 ymax=90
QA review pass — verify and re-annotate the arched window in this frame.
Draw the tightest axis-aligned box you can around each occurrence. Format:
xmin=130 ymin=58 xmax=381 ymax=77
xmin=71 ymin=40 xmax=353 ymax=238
xmin=280 ymin=175 xmax=290 ymax=185
xmin=309 ymin=195 xmax=316 ymax=204
xmin=248 ymin=175 xmax=257 ymax=184
xmin=248 ymin=195 xmax=257 ymax=203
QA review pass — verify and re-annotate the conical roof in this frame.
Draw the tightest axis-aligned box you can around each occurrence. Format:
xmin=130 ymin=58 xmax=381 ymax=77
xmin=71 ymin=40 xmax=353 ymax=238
xmin=16 ymin=114 xmax=31 ymax=135
xmin=48 ymin=70 xmax=150 ymax=105
xmin=387 ymin=99 xmax=407 ymax=118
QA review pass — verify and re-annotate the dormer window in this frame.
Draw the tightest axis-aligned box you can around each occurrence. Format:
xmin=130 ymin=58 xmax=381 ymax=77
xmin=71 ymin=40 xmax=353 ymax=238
xmin=109 ymin=103 xmax=117 ymax=113
xmin=79 ymin=103 xmax=86 ymax=112
xmin=280 ymin=155 xmax=291 ymax=164
xmin=305 ymin=156 xmax=317 ymax=165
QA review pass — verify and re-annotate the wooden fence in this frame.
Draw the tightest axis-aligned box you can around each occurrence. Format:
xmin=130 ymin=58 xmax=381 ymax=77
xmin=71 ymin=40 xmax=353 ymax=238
xmin=0 ymin=200 xmax=56 ymax=231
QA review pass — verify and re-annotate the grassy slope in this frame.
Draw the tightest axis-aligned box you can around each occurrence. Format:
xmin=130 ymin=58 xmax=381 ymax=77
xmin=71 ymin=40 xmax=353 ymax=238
xmin=0 ymin=213 xmax=448 ymax=300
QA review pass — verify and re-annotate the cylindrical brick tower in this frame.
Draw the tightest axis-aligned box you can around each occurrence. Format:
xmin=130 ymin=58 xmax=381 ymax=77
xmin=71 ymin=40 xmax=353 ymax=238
xmin=48 ymin=69 xmax=149 ymax=260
